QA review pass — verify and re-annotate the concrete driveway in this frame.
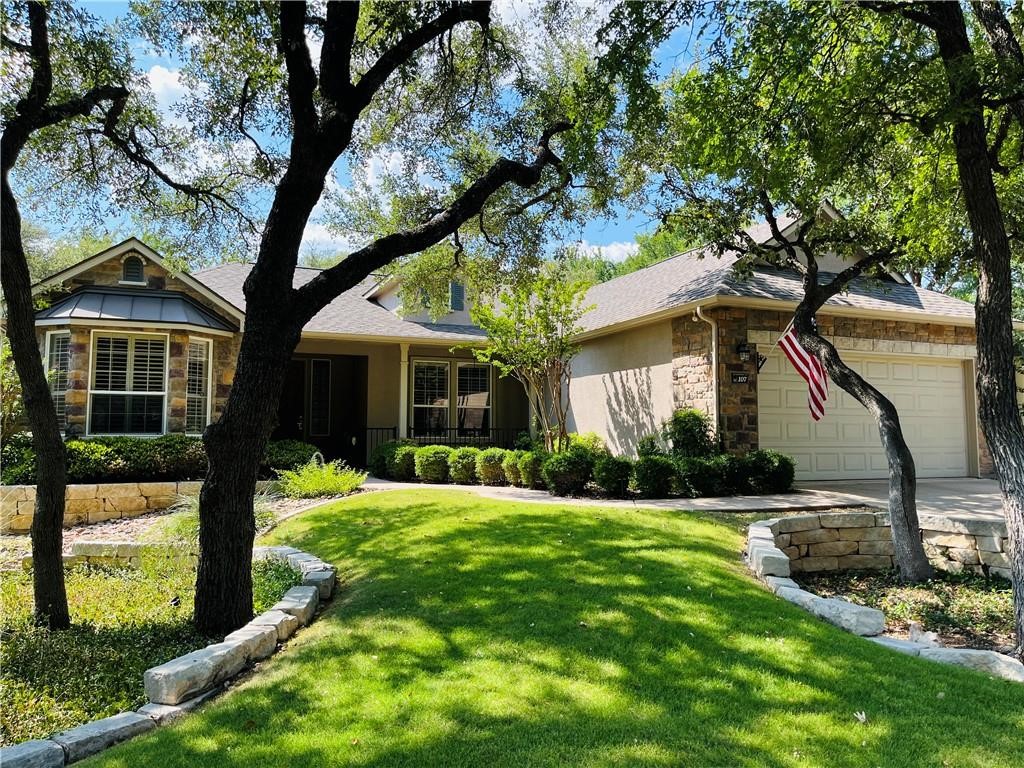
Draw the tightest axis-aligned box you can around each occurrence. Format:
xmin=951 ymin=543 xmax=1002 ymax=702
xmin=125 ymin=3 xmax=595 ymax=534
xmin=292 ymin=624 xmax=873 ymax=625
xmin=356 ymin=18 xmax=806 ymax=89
xmin=799 ymin=478 xmax=1004 ymax=520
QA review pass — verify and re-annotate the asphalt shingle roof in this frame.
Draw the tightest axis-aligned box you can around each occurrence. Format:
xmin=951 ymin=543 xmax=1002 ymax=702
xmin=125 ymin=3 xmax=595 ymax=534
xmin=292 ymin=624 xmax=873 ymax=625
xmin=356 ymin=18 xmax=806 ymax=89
xmin=580 ymin=247 xmax=975 ymax=334
xmin=195 ymin=262 xmax=486 ymax=343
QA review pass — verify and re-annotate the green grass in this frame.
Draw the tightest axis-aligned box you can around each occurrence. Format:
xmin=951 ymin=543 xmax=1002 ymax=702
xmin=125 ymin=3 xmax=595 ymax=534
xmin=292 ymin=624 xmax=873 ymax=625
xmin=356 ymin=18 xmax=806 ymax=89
xmin=0 ymin=557 xmax=300 ymax=746
xmin=86 ymin=490 xmax=1023 ymax=767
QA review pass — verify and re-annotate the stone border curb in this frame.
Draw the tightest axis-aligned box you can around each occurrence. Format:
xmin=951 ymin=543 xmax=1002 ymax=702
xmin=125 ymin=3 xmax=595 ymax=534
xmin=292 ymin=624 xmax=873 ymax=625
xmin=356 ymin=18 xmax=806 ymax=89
xmin=746 ymin=513 xmax=1024 ymax=684
xmin=0 ymin=544 xmax=336 ymax=767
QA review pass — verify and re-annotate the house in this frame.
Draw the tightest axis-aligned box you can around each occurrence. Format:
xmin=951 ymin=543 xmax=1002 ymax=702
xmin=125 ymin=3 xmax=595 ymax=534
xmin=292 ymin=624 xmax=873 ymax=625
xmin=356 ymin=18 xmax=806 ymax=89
xmin=566 ymin=218 xmax=1003 ymax=481
xmin=29 ymin=225 xmax=1008 ymax=482
xmin=31 ymin=238 xmax=529 ymax=468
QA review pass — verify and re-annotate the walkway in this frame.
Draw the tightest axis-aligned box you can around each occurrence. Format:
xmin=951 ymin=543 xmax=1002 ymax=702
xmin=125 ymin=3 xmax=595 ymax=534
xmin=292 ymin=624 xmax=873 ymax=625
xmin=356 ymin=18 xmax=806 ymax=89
xmin=364 ymin=476 xmax=1004 ymax=518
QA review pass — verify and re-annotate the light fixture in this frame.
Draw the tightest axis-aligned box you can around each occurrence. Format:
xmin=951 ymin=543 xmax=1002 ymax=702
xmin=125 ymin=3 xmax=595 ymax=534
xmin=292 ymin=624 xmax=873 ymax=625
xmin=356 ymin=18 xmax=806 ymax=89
xmin=736 ymin=342 xmax=751 ymax=363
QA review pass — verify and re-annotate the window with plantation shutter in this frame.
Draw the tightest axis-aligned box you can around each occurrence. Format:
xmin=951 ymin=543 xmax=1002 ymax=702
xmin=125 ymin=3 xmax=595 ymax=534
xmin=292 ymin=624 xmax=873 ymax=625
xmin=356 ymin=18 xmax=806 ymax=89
xmin=186 ymin=339 xmax=211 ymax=434
xmin=46 ymin=332 xmax=71 ymax=429
xmin=412 ymin=361 xmax=449 ymax=434
xmin=456 ymin=363 xmax=490 ymax=434
xmin=89 ymin=333 xmax=167 ymax=434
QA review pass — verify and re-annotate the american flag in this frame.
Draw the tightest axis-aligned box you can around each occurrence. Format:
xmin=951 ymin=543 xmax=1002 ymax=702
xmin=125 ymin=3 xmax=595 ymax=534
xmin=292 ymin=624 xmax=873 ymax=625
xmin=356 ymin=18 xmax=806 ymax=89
xmin=778 ymin=326 xmax=829 ymax=421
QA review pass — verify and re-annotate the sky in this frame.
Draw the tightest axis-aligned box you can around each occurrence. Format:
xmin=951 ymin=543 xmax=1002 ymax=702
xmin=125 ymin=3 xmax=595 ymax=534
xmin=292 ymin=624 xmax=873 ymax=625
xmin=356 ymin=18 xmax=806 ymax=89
xmin=38 ymin=1 xmax=684 ymax=265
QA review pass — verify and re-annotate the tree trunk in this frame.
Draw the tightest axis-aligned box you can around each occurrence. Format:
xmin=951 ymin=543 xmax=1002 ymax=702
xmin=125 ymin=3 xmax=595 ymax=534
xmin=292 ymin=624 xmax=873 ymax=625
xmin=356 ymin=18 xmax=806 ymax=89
xmin=794 ymin=306 xmax=934 ymax=583
xmin=928 ymin=1 xmax=1024 ymax=657
xmin=1 ymin=175 xmax=70 ymax=630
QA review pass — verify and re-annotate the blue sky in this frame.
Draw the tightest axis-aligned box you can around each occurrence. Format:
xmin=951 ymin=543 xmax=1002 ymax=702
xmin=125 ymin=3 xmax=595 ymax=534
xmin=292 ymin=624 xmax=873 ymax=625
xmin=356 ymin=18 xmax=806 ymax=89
xmin=50 ymin=1 xmax=679 ymax=263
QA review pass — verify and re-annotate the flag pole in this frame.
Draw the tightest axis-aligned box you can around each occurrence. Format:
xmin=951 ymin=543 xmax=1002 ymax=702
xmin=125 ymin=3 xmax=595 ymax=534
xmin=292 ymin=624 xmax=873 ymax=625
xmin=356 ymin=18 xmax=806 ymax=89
xmin=757 ymin=316 xmax=796 ymax=371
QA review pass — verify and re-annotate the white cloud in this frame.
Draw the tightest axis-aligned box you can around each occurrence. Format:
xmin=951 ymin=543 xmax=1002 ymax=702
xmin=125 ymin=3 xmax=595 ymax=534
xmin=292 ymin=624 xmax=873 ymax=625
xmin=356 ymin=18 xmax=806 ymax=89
xmin=147 ymin=65 xmax=185 ymax=108
xmin=577 ymin=240 xmax=639 ymax=263
xmin=364 ymin=150 xmax=404 ymax=189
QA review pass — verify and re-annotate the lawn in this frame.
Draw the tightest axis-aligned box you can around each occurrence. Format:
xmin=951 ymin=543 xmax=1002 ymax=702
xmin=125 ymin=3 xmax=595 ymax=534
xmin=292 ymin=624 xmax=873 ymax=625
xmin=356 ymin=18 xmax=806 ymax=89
xmin=0 ymin=556 xmax=300 ymax=745
xmin=86 ymin=490 xmax=1024 ymax=767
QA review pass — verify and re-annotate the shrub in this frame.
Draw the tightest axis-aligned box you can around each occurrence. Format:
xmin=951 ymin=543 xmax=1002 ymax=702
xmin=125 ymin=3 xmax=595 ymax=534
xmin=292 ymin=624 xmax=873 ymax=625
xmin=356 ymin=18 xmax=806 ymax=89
xmin=1 ymin=433 xmax=35 ymax=484
xmin=368 ymin=439 xmax=413 ymax=478
xmin=448 ymin=447 xmax=480 ymax=484
xmin=415 ymin=445 xmax=454 ymax=483
xmin=514 ymin=431 xmax=539 ymax=451
xmin=593 ymin=455 xmax=633 ymax=498
xmin=476 ymin=447 xmax=508 ymax=486
xmin=263 ymin=439 xmax=319 ymax=475
xmin=149 ymin=489 xmax=279 ymax=546
xmin=66 ymin=440 xmax=115 ymax=482
xmin=567 ymin=431 xmax=609 ymax=456
xmin=676 ymin=455 xmax=731 ymax=498
xmin=388 ymin=444 xmax=418 ymax=481
xmin=742 ymin=449 xmax=796 ymax=494
xmin=662 ymin=408 xmax=717 ymax=458
xmin=636 ymin=434 xmax=666 ymax=458
xmin=502 ymin=450 xmax=524 ymax=486
xmin=517 ymin=450 xmax=546 ymax=489
xmin=276 ymin=454 xmax=368 ymax=498
xmin=540 ymin=447 xmax=594 ymax=496
xmin=634 ymin=455 xmax=676 ymax=498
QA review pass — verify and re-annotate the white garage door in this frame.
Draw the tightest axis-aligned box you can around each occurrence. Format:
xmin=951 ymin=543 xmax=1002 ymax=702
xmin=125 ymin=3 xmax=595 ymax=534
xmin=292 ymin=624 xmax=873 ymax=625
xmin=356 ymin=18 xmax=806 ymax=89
xmin=758 ymin=353 xmax=969 ymax=481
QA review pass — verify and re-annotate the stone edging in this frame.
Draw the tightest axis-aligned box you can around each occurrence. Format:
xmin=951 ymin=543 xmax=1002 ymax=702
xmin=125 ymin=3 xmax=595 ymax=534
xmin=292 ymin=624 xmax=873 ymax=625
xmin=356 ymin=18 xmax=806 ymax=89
xmin=0 ymin=544 xmax=335 ymax=767
xmin=746 ymin=513 xmax=1024 ymax=684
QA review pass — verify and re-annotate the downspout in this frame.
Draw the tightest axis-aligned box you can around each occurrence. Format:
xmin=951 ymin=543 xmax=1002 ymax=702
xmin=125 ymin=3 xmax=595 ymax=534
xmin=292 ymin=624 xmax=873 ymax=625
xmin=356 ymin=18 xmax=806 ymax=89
xmin=695 ymin=305 xmax=720 ymax=441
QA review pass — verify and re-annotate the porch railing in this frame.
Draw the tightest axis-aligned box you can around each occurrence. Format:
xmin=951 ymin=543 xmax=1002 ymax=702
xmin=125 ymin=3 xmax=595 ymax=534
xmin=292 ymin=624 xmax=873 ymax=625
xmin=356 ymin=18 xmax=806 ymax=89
xmin=366 ymin=426 xmax=528 ymax=454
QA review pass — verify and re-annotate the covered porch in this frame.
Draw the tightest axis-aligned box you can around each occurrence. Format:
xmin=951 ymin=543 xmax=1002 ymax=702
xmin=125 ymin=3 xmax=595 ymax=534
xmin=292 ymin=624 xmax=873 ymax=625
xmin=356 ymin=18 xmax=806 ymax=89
xmin=273 ymin=336 xmax=530 ymax=467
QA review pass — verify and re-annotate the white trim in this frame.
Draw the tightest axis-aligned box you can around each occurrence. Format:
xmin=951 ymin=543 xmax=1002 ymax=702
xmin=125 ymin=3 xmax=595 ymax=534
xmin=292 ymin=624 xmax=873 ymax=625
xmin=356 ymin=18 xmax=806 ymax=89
xmin=35 ymin=317 xmax=235 ymax=337
xmin=31 ymin=238 xmax=245 ymax=324
xmin=308 ymin=358 xmax=332 ymax=437
xmin=86 ymin=329 xmax=170 ymax=436
xmin=185 ymin=337 xmax=214 ymax=436
xmin=300 ymin=330 xmax=485 ymax=346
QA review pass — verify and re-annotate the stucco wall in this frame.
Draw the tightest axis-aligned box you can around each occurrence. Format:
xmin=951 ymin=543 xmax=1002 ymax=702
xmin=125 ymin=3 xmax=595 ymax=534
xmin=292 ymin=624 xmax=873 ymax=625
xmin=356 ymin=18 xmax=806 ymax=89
xmin=567 ymin=321 xmax=675 ymax=456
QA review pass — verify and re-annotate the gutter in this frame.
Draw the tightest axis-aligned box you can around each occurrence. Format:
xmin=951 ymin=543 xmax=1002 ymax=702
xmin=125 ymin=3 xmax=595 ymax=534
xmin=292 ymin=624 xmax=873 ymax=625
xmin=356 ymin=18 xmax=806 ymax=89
xmin=695 ymin=305 xmax=720 ymax=438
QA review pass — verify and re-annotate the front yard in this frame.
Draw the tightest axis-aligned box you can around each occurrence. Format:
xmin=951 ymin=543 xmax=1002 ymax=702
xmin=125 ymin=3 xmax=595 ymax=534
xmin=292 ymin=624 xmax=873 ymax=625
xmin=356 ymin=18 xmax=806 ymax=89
xmin=80 ymin=489 xmax=1023 ymax=768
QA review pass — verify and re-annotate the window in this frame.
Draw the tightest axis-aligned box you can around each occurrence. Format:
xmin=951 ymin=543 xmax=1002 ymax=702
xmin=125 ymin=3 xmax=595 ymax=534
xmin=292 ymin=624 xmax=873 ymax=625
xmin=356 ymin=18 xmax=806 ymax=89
xmin=89 ymin=333 xmax=166 ymax=434
xmin=185 ymin=339 xmax=211 ymax=434
xmin=456 ymin=363 xmax=490 ymax=434
xmin=121 ymin=255 xmax=145 ymax=284
xmin=412 ymin=361 xmax=449 ymax=434
xmin=309 ymin=359 xmax=331 ymax=436
xmin=45 ymin=331 xmax=71 ymax=429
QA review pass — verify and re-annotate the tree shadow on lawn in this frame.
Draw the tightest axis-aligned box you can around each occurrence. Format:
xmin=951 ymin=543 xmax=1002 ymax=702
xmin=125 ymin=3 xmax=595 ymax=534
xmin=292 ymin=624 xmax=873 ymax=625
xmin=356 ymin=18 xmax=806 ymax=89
xmin=87 ymin=491 xmax=1024 ymax=768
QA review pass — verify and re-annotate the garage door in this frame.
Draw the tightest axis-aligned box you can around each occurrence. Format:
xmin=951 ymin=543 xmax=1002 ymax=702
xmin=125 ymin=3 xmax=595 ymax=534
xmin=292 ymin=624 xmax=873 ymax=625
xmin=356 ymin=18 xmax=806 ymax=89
xmin=758 ymin=353 xmax=969 ymax=481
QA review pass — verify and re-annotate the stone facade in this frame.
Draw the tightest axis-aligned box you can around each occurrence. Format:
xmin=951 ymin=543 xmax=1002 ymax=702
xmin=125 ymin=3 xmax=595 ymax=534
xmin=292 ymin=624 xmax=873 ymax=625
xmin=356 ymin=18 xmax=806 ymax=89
xmin=35 ymin=254 xmax=241 ymax=438
xmin=669 ymin=306 xmax=987 ymax=470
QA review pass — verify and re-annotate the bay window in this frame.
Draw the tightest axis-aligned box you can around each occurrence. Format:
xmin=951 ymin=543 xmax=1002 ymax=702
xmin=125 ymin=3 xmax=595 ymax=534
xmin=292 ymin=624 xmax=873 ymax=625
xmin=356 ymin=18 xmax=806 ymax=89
xmin=89 ymin=332 xmax=167 ymax=434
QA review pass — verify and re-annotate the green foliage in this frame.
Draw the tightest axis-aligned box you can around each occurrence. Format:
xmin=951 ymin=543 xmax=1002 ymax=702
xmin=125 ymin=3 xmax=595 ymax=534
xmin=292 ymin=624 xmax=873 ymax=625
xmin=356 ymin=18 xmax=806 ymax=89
xmin=414 ymin=445 xmax=454 ymax=484
xmin=517 ymin=450 xmax=547 ymax=489
xmin=501 ymin=450 xmax=524 ymax=487
xmin=388 ymin=445 xmax=419 ymax=482
xmin=540 ymin=447 xmax=594 ymax=496
xmin=0 ymin=337 xmax=24 ymax=444
xmin=468 ymin=264 xmax=593 ymax=452
xmin=369 ymin=439 xmax=414 ymax=479
xmin=448 ymin=447 xmax=481 ymax=485
xmin=276 ymin=455 xmax=367 ymax=499
xmin=0 ymin=556 xmax=298 ymax=745
xmin=676 ymin=455 xmax=731 ymax=498
xmin=741 ymin=449 xmax=796 ymax=494
xmin=636 ymin=434 xmax=667 ymax=458
xmin=567 ymin=432 xmax=609 ymax=456
xmin=676 ymin=451 xmax=796 ymax=498
xmin=263 ymin=440 xmax=320 ymax=475
xmin=0 ymin=433 xmax=35 ymax=484
xmin=593 ymin=455 xmax=633 ymax=498
xmin=662 ymin=409 xmax=717 ymax=459
xmin=475 ymin=448 xmax=508 ymax=486
xmin=634 ymin=455 xmax=676 ymax=498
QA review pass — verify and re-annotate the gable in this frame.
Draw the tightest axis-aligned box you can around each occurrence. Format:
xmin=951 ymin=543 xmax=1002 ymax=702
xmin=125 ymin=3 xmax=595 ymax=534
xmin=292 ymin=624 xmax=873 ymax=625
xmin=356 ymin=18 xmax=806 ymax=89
xmin=32 ymin=238 xmax=245 ymax=325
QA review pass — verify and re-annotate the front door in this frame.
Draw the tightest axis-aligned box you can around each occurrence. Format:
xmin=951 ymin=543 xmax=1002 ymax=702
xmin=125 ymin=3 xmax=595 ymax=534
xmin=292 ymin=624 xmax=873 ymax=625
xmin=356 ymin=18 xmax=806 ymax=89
xmin=273 ymin=359 xmax=307 ymax=440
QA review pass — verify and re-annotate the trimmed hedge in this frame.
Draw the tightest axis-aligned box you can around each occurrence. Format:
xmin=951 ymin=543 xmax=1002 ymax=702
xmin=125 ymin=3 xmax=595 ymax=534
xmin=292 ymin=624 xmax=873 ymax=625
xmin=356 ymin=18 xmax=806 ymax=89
xmin=662 ymin=408 xmax=717 ymax=458
xmin=540 ymin=447 xmax=594 ymax=496
xmin=676 ymin=450 xmax=796 ymax=497
xmin=634 ymin=455 xmax=676 ymax=498
xmin=415 ymin=445 xmax=454 ymax=483
xmin=448 ymin=447 xmax=480 ymax=484
xmin=593 ymin=455 xmax=633 ymax=498
xmin=388 ymin=444 xmax=418 ymax=481
xmin=517 ymin=451 xmax=546 ymax=489
xmin=369 ymin=439 xmax=414 ymax=478
xmin=0 ymin=434 xmax=318 ymax=485
xmin=476 ymin=448 xmax=507 ymax=486
xmin=502 ymin=450 xmax=524 ymax=487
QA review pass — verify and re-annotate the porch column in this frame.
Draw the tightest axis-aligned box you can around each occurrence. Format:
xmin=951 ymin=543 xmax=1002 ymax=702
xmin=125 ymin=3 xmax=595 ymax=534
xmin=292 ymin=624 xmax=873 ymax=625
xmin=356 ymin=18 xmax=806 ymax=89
xmin=398 ymin=342 xmax=409 ymax=438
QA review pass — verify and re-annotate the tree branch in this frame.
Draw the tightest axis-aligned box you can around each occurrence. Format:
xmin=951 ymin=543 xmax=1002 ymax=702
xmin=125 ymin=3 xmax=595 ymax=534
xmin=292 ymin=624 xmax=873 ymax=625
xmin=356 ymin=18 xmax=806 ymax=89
xmin=295 ymin=121 xmax=572 ymax=315
xmin=278 ymin=0 xmax=319 ymax=140
xmin=318 ymin=0 xmax=360 ymax=104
